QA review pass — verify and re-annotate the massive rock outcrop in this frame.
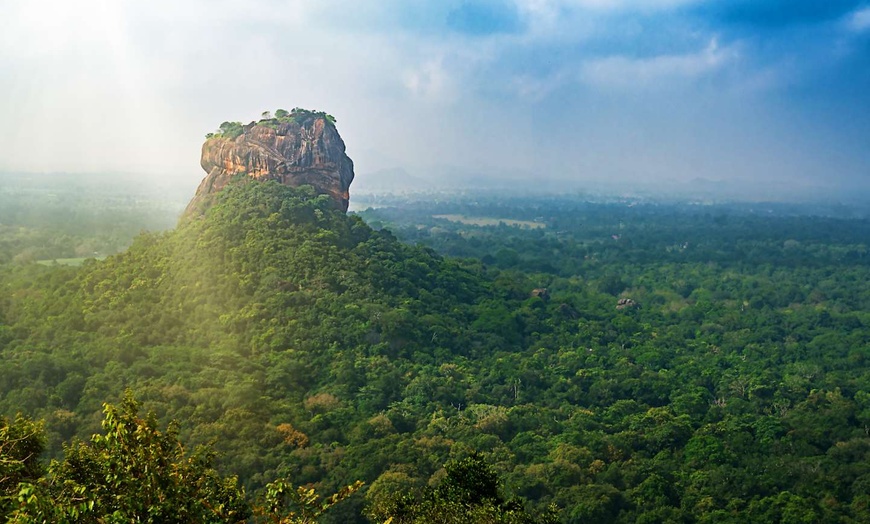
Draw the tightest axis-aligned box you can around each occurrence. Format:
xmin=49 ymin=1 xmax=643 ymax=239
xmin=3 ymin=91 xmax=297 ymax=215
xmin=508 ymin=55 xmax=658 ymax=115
xmin=185 ymin=110 xmax=354 ymax=216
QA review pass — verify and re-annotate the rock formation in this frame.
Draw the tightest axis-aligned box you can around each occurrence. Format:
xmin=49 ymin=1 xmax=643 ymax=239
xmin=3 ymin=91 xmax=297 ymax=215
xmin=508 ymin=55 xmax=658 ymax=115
xmin=616 ymin=298 xmax=639 ymax=310
xmin=185 ymin=110 xmax=354 ymax=216
xmin=530 ymin=288 xmax=550 ymax=301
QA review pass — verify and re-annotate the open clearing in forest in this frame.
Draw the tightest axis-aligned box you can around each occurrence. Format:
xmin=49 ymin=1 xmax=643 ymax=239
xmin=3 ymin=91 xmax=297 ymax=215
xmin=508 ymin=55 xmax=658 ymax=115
xmin=433 ymin=214 xmax=545 ymax=229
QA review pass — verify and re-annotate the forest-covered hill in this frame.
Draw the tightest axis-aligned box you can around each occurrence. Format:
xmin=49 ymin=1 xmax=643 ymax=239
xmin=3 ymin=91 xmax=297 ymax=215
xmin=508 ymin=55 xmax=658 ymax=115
xmin=3 ymin=180 xmax=870 ymax=522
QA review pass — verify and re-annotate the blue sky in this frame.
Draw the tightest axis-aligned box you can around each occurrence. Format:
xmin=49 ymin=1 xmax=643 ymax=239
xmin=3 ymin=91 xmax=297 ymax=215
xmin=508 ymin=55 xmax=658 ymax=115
xmin=0 ymin=0 xmax=868 ymax=199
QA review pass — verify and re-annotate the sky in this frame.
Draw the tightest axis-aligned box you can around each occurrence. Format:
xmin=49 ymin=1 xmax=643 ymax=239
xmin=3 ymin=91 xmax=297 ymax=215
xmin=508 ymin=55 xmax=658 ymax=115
xmin=0 ymin=0 xmax=869 ymax=200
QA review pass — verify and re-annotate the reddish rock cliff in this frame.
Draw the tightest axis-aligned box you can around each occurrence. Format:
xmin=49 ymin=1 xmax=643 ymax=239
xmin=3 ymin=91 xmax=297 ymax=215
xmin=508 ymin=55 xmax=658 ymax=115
xmin=185 ymin=112 xmax=354 ymax=215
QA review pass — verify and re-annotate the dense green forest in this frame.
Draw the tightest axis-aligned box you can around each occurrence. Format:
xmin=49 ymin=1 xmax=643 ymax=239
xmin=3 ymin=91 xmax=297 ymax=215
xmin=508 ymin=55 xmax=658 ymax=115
xmin=3 ymin=180 xmax=870 ymax=522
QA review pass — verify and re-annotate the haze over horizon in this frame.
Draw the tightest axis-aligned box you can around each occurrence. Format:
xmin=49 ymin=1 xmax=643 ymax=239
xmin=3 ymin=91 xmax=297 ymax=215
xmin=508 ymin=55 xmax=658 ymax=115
xmin=1 ymin=0 xmax=869 ymax=201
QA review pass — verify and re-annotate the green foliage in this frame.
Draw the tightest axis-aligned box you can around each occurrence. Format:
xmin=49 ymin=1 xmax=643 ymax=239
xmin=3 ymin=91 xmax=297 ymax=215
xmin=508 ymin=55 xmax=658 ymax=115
xmin=0 ymin=415 xmax=44 ymax=516
xmin=2 ymin=393 xmax=366 ymax=523
xmin=211 ymin=121 xmax=245 ymax=140
xmin=366 ymin=453 xmax=557 ymax=524
xmin=284 ymin=108 xmax=336 ymax=125
xmin=208 ymin=109 xmax=337 ymax=141
xmin=256 ymin=479 xmax=363 ymax=523
xmin=3 ymin=182 xmax=870 ymax=522
xmin=596 ymin=274 xmax=627 ymax=296
xmin=7 ymin=392 xmax=250 ymax=523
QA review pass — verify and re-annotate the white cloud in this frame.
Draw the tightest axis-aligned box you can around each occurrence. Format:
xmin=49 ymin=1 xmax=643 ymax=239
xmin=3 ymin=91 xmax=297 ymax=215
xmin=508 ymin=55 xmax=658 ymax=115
xmin=511 ymin=72 xmax=568 ymax=100
xmin=404 ymin=58 xmax=455 ymax=101
xmin=846 ymin=6 xmax=870 ymax=32
xmin=579 ymin=39 xmax=736 ymax=89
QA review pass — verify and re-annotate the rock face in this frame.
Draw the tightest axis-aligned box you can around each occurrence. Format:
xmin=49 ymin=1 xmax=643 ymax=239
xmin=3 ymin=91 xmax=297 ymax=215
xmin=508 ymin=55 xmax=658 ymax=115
xmin=185 ymin=114 xmax=354 ymax=216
